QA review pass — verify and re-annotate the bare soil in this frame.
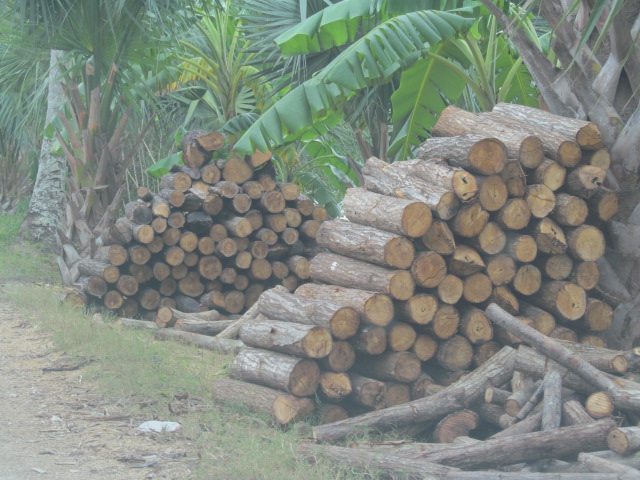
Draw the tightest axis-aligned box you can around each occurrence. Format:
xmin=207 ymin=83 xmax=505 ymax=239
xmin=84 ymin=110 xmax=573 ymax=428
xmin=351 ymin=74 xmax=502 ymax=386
xmin=0 ymin=295 xmax=197 ymax=480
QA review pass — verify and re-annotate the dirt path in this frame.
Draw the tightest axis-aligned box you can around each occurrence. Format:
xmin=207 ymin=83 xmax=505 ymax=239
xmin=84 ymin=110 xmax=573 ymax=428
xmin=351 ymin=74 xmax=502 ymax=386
xmin=0 ymin=296 xmax=196 ymax=480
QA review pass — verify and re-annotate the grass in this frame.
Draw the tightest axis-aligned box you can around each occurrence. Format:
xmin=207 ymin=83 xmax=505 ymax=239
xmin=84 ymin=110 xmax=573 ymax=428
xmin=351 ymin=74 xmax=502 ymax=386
xmin=0 ymin=200 xmax=60 ymax=284
xmin=2 ymin=282 xmax=383 ymax=479
xmin=0 ymin=200 xmax=384 ymax=479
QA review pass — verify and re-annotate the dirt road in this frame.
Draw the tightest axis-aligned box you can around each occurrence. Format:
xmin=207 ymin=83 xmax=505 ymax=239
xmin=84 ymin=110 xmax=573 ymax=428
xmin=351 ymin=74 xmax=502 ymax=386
xmin=0 ymin=296 xmax=196 ymax=480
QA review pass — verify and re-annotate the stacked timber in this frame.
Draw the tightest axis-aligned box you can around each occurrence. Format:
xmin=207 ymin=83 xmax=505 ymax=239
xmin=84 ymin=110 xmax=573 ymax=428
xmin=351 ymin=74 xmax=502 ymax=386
xmin=212 ymin=104 xmax=636 ymax=463
xmin=76 ymin=129 xmax=326 ymax=320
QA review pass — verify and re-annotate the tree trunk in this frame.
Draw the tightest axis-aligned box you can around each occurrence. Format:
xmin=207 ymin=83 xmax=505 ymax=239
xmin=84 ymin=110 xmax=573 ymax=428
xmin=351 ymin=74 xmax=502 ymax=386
xmin=20 ymin=50 xmax=67 ymax=252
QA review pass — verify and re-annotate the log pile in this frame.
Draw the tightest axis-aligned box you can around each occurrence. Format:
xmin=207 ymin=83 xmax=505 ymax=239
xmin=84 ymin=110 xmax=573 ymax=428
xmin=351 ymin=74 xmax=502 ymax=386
xmin=207 ymin=104 xmax=640 ymax=474
xmin=74 ymin=129 xmax=326 ymax=320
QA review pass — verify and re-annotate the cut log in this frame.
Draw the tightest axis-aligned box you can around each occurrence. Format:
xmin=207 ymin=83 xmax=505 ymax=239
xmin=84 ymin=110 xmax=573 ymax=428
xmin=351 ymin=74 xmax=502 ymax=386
xmin=578 ymin=452 xmax=640 ymax=477
xmin=391 ymin=158 xmax=478 ymax=202
xmin=482 ymin=110 xmax=582 ymax=168
xmin=511 ymin=264 xmax=542 ymax=295
xmin=490 ymin=285 xmax=520 ymax=315
xmin=416 ymin=134 xmax=507 ymax=175
xmin=519 ymin=302 xmax=556 ymax=335
xmin=321 ymin=341 xmax=356 ymax=373
xmin=319 ymin=372 xmax=352 ymax=401
xmin=562 ymin=400 xmax=596 ymax=426
xmin=402 ymin=294 xmax=439 ymax=325
xmin=451 ymin=201 xmax=490 ymax=238
xmin=462 ymin=273 xmax=493 ymax=303
xmin=411 ymin=251 xmax=447 ymax=288
xmin=542 ymin=369 xmax=562 ymax=431
xmin=531 ymin=217 xmax=567 ymax=254
xmin=437 ymin=275 xmax=464 ymax=305
xmin=585 ymin=391 xmax=614 ymax=419
xmin=428 ymin=304 xmax=460 ymax=340
xmin=230 ymin=348 xmax=320 ymax=397
xmin=212 ymin=378 xmax=314 ymax=425
xmin=472 ymin=221 xmax=506 ymax=255
xmin=588 ymin=188 xmax=619 ymax=222
xmin=491 ymin=102 xmax=604 ymax=150
xmin=566 ymin=225 xmax=606 ymax=262
xmin=221 ymin=155 xmax=253 ymax=184
xmin=260 ymin=190 xmax=286 ymax=213
xmin=78 ymin=259 xmax=120 ymax=284
xmin=159 ymin=172 xmax=191 ymax=192
xmin=433 ymin=106 xmax=544 ymax=168
xmin=310 ymin=252 xmax=415 ymax=301
xmin=474 ymin=174 xmax=509 ymax=212
xmin=448 ymin=245 xmax=485 ymax=277
xmin=349 ymin=374 xmax=385 ymax=409
xmin=433 ymin=409 xmax=478 ymax=443
xmin=436 ymin=335 xmax=474 ymax=371
xmin=257 ymin=288 xmax=359 ymax=340
xmin=533 ymin=159 xmax=567 ymax=192
xmin=487 ymin=305 xmax=640 ymax=412
xmin=387 ymin=322 xmax=417 ymax=352
xmin=412 ymin=334 xmax=439 ymax=362
xmin=566 ymin=165 xmax=607 ymax=198
xmin=583 ymin=298 xmax=614 ymax=332
xmin=495 ymin=198 xmax=531 ymax=231
xmin=525 ymin=184 xmax=556 ymax=218
xmin=500 ymin=159 xmax=527 ymax=197
xmin=485 ymin=254 xmax=516 ymax=286
xmin=155 ymin=329 xmax=244 ymax=355
xmin=295 ymin=283 xmax=394 ymax=327
xmin=363 ymin=156 xmax=460 ymax=220
xmin=552 ymin=194 xmax=589 ymax=227
xmin=352 ymin=326 xmax=387 ymax=355
xmin=311 ymin=346 xmax=516 ymax=442
xmin=527 ymin=281 xmax=586 ymax=321
xmin=608 ymin=427 xmax=640 ymax=455
xmin=124 ymin=201 xmax=153 ymax=225
xmin=316 ymin=219 xmax=415 ymax=269
xmin=421 ymin=219 xmax=456 ymax=255
xmin=459 ymin=306 xmax=493 ymax=345
xmin=103 ymin=290 xmax=124 ymax=310
xmin=473 ymin=340 xmax=501 ymax=367
xmin=414 ymin=418 xmax=615 ymax=469
xmin=342 ymin=187 xmax=432 ymax=238
xmin=249 ymin=150 xmax=272 ymax=168
xmin=353 ymin=351 xmax=421 ymax=383
xmin=505 ymin=234 xmax=537 ymax=263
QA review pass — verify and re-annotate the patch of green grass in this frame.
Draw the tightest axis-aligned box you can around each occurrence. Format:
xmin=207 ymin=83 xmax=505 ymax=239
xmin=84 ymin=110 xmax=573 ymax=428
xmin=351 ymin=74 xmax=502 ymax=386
xmin=0 ymin=200 xmax=59 ymax=284
xmin=4 ymin=284 xmax=383 ymax=480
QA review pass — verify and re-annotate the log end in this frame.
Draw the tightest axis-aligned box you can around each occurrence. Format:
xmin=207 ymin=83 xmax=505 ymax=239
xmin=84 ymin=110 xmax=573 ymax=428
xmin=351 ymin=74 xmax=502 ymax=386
xmin=468 ymin=138 xmax=508 ymax=175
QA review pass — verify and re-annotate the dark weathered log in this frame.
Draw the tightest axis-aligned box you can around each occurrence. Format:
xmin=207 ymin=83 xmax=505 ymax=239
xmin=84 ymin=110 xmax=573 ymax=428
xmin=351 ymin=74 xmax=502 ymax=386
xmin=542 ymin=369 xmax=562 ymax=431
xmin=608 ymin=427 xmax=640 ymax=456
xmin=311 ymin=252 xmax=415 ymax=301
xmin=363 ymin=156 xmax=460 ymax=220
xmin=319 ymin=372 xmax=352 ymax=401
xmin=588 ymin=188 xmax=619 ymax=222
xmin=487 ymin=304 xmax=640 ymax=412
xmin=212 ymin=378 xmax=314 ymax=425
xmin=316 ymin=219 xmax=415 ymax=269
xmin=230 ymin=348 xmax=320 ymax=396
xmin=473 ymin=340 xmax=501 ymax=367
xmin=566 ymin=165 xmax=607 ymax=198
xmin=298 ymin=444 xmax=459 ymax=478
xmin=349 ymin=374 xmax=386 ymax=409
xmin=159 ymin=172 xmax=191 ymax=192
xmin=416 ymin=134 xmax=507 ymax=175
xmin=436 ymin=335 xmax=474 ymax=371
xmin=312 ymin=346 xmax=515 ymax=442
xmin=342 ymin=187 xmax=432 ymax=238
xmin=433 ymin=105 xmax=544 ymax=168
xmin=352 ymin=326 xmax=387 ymax=355
xmin=321 ymin=340 xmax=356 ymax=373
xmin=155 ymin=329 xmax=244 ymax=355
xmin=295 ymin=283 xmax=394 ymax=327
xmin=413 ymin=419 xmax=615 ymax=469
xmin=500 ymin=159 xmax=527 ymax=197
xmin=562 ymin=399 xmax=596 ymax=426
xmin=353 ymin=351 xmax=421 ymax=383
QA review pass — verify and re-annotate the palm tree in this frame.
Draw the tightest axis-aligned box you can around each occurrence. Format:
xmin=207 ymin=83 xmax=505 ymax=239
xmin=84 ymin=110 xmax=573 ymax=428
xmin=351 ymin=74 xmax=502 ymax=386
xmin=1 ymin=0 xmax=179 ymax=251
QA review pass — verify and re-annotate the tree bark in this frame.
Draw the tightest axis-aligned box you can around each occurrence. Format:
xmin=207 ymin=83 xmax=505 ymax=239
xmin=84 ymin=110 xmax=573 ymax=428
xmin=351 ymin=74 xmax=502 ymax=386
xmin=20 ymin=50 xmax=66 ymax=252
xmin=416 ymin=134 xmax=508 ymax=175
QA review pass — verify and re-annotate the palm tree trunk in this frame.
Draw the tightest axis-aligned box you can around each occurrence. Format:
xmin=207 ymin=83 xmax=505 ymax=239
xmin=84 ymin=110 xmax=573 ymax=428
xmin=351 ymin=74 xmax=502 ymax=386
xmin=19 ymin=49 xmax=67 ymax=252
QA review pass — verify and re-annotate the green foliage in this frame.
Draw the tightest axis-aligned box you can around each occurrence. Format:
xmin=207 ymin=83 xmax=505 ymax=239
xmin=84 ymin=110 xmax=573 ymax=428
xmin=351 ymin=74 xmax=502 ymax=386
xmin=0 ymin=201 xmax=59 ymax=283
xmin=235 ymin=10 xmax=474 ymax=155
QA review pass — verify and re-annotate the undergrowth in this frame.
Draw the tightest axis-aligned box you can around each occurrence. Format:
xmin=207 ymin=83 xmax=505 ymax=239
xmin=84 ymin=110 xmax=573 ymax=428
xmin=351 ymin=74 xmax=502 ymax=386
xmin=3 ymin=284 xmax=384 ymax=480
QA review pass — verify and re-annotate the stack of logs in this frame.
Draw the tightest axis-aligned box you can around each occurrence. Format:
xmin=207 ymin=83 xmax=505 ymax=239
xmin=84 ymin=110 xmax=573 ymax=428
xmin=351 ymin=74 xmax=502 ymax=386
xmin=74 ymin=129 xmax=326 ymax=320
xmin=209 ymin=104 xmax=640 ymax=468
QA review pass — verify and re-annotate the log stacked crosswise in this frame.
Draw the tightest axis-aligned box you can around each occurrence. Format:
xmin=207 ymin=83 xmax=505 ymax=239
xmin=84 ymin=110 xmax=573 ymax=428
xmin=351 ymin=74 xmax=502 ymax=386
xmin=78 ymin=129 xmax=326 ymax=321
xmin=211 ymin=103 xmax=627 ymax=446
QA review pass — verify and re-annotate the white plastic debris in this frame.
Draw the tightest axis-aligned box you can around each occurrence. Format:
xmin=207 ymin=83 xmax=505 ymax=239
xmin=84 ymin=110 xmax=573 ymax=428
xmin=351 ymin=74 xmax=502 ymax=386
xmin=138 ymin=420 xmax=182 ymax=433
